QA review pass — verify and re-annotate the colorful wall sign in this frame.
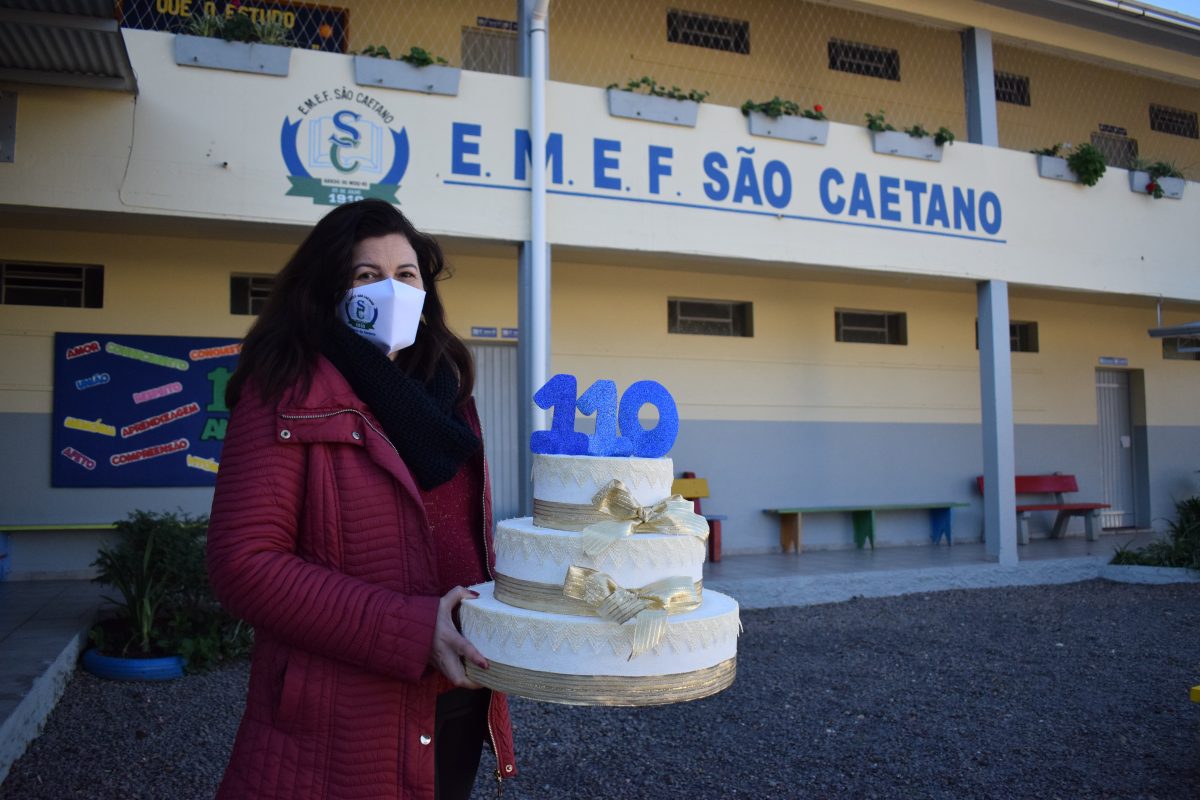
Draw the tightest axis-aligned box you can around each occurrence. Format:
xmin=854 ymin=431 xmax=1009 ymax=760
xmin=121 ymin=0 xmax=348 ymax=53
xmin=52 ymin=332 xmax=240 ymax=487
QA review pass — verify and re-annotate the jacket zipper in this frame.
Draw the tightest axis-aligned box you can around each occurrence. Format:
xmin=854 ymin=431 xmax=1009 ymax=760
xmin=476 ymin=415 xmax=504 ymax=793
xmin=279 ymin=408 xmax=401 ymax=458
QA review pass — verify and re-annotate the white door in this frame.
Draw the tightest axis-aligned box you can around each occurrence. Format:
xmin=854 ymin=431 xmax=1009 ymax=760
xmin=1095 ymin=368 xmax=1137 ymax=529
xmin=469 ymin=342 xmax=520 ymax=522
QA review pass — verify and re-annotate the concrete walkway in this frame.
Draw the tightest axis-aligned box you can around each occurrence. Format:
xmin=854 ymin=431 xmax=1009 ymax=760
xmin=1 ymin=531 xmax=1197 ymax=784
xmin=0 ymin=580 xmax=105 ymax=784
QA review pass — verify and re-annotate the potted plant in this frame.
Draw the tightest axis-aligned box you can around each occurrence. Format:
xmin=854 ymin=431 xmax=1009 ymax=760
xmin=605 ymin=76 xmax=708 ymax=127
xmin=1129 ymin=159 xmax=1186 ymax=199
xmin=867 ymin=110 xmax=953 ymax=161
xmin=83 ymin=510 xmax=251 ymax=681
xmin=353 ymin=45 xmax=461 ymax=96
xmin=1031 ymin=143 xmax=1077 ymax=182
xmin=174 ymin=6 xmax=292 ymax=76
xmin=1064 ymin=143 xmax=1107 ymax=187
xmin=741 ymin=97 xmax=829 ymax=145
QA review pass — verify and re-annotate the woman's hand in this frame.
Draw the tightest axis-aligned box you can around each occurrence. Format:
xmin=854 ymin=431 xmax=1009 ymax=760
xmin=428 ymin=586 xmax=488 ymax=688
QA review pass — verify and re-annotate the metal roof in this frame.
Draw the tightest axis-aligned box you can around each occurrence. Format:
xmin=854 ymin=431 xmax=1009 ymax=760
xmin=980 ymin=0 xmax=1200 ymax=56
xmin=0 ymin=0 xmax=136 ymax=93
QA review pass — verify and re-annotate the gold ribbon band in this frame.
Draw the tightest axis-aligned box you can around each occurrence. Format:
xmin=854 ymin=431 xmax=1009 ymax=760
xmin=493 ymin=572 xmax=703 ymax=616
xmin=561 ymin=565 xmax=702 ymax=658
xmin=465 ymin=657 xmax=737 ymax=707
xmin=534 ymin=479 xmax=709 ymax=560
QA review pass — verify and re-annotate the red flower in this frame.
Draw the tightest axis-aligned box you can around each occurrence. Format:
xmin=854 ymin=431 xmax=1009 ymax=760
xmin=814 ymin=104 xmax=823 ymax=113
xmin=229 ymin=0 xmax=241 ymax=8
xmin=1147 ymin=181 xmax=1159 ymax=192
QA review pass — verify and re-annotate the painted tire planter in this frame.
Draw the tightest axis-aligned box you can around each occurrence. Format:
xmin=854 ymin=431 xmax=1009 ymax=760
xmin=82 ymin=648 xmax=185 ymax=681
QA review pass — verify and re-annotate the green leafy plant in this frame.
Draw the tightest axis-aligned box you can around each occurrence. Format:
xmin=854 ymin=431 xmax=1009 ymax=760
xmin=934 ymin=126 xmax=956 ymax=147
xmin=1110 ymin=495 xmax=1200 ymax=570
xmin=184 ymin=10 xmax=291 ymax=47
xmin=359 ymin=44 xmax=392 ymax=59
xmin=254 ymin=20 xmax=291 ymax=46
xmin=1031 ymin=143 xmax=1065 ymax=157
xmin=607 ymin=76 xmax=708 ymax=103
xmin=904 ymin=123 xmax=930 ymax=139
xmin=185 ymin=13 xmax=224 ymax=38
xmin=398 ymin=46 xmax=449 ymax=67
xmin=90 ymin=510 xmax=251 ymax=671
xmin=741 ymin=97 xmax=827 ymax=120
xmin=864 ymin=110 xmax=894 ymax=132
xmin=1065 ymin=143 xmax=1107 ymax=187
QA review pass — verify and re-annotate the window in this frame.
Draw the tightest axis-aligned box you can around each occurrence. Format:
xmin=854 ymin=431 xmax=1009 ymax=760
xmin=1090 ymin=131 xmax=1138 ymax=169
xmin=230 ymin=274 xmax=274 ymax=315
xmin=975 ymin=320 xmax=1039 ymax=352
xmin=994 ymin=71 xmax=1030 ymax=106
xmin=1 ymin=261 xmax=102 ymax=308
xmin=828 ymin=39 xmax=900 ymax=81
xmin=1149 ymin=104 xmax=1199 ymax=139
xmin=667 ymin=9 xmax=749 ymax=55
xmin=835 ymin=309 xmax=907 ymax=345
xmin=668 ymin=298 xmax=753 ymax=337
xmin=461 ymin=26 xmax=518 ymax=75
xmin=1163 ymin=336 xmax=1200 ymax=361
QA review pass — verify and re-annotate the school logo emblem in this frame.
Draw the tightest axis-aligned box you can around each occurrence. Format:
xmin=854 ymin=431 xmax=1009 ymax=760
xmin=344 ymin=295 xmax=379 ymax=331
xmin=281 ymin=89 xmax=409 ymax=206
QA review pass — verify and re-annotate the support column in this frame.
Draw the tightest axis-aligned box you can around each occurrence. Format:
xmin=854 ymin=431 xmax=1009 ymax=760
xmin=962 ymin=28 xmax=998 ymax=147
xmin=517 ymin=242 xmax=550 ymax=514
xmin=978 ymin=280 xmax=1017 ymax=564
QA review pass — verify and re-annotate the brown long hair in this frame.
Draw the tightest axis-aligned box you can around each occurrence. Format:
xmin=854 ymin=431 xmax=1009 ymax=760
xmin=227 ymin=200 xmax=474 ymax=407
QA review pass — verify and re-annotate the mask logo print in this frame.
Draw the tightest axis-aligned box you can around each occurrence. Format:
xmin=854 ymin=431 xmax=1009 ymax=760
xmin=344 ymin=295 xmax=379 ymax=331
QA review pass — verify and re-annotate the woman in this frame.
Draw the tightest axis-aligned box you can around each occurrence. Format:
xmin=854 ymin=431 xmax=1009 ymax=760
xmin=207 ymin=199 xmax=515 ymax=800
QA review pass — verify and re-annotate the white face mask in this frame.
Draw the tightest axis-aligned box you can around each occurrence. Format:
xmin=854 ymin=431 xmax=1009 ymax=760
xmin=339 ymin=278 xmax=427 ymax=356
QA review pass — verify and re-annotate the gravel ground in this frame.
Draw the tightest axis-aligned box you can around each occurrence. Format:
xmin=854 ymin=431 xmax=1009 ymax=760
xmin=2 ymin=579 xmax=1198 ymax=800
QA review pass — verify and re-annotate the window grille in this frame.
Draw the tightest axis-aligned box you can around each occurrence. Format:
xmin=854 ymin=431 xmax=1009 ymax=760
xmin=1090 ymin=131 xmax=1138 ymax=169
xmin=1 ymin=262 xmax=102 ymax=308
xmin=230 ymin=274 xmax=275 ymax=315
xmin=1149 ymin=104 xmax=1199 ymax=139
xmin=994 ymin=71 xmax=1030 ymax=106
xmin=667 ymin=9 xmax=750 ymax=55
xmin=1163 ymin=336 xmax=1200 ymax=361
xmin=668 ymin=298 xmax=753 ymax=337
xmin=835 ymin=309 xmax=906 ymax=345
xmin=975 ymin=320 xmax=1038 ymax=352
xmin=461 ymin=25 xmax=519 ymax=76
xmin=828 ymin=39 xmax=900 ymax=81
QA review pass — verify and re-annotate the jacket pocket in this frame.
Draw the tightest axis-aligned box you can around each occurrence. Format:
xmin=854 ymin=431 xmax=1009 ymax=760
xmin=274 ymin=648 xmax=317 ymax=733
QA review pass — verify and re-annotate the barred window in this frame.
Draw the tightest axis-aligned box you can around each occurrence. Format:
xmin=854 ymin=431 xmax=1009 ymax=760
xmin=667 ymin=9 xmax=749 ymax=55
xmin=1149 ymin=104 xmax=1199 ymax=139
xmin=976 ymin=320 xmax=1039 ymax=352
xmin=835 ymin=309 xmax=907 ymax=345
xmin=1090 ymin=131 xmax=1139 ymax=170
xmin=994 ymin=71 xmax=1030 ymax=106
xmin=230 ymin=274 xmax=274 ymax=315
xmin=828 ymin=39 xmax=900 ymax=81
xmin=668 ymin=298 xmax=753 ymax=337
xmin=1163 ymin=336 xmax=1200 ymax=361
xmin=1 ymin=261 xmax=103 ymax=308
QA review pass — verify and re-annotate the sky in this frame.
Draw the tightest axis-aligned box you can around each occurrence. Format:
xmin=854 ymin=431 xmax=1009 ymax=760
xmin=1140 ymin=0 xmax=1200 ymax=20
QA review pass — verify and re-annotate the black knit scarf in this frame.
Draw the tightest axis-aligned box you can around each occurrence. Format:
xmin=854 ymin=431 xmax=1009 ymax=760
xmin=322 ymin=324 xmax=480 ymax=490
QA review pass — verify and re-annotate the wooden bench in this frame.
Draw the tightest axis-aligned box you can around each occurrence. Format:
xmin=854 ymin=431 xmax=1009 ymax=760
xmin=975 ymin=474 xmax=1109 ymax=545
xmin=671 ymin=474 xmax=727 ymax=563
xmin=764 ymin=502 xmax=969 ymax=553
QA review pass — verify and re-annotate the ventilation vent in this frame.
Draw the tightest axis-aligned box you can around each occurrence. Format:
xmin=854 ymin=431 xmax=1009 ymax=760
xmin=828 ymin=39 xmax=900 ymax=81
xmin=994 ymin=71 xmax=1030 ymax=106
xmin=1149 ymin=104 xmax=1198 ymax=139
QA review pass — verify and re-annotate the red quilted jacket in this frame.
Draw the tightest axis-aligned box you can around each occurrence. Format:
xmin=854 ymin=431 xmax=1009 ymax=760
xmin=207 ymin=356 xmax=516 ymax=800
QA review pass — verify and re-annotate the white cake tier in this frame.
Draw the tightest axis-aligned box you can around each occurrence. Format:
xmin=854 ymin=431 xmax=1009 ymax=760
xmin=532 ymin=453 xmax=674 ymax=507
xmin=460 ymin=582 xmax=740 ymax=678
xmin=494 ymin=516 xmax=706 ymax=588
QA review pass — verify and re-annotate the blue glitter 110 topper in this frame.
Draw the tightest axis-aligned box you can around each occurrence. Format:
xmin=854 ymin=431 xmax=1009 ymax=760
xmin=529 ymin=374 xmax=679 ymax=458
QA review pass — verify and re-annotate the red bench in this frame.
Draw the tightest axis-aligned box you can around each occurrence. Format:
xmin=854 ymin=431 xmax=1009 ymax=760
xmin=976 ymin=474 xmax=1109 ymax=544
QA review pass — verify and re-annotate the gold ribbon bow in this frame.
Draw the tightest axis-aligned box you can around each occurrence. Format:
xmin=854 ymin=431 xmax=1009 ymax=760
xmin=580 ymin=479 xmax=709 ymax=559
xmin=562 ymin=565 xmax=702 ymax=659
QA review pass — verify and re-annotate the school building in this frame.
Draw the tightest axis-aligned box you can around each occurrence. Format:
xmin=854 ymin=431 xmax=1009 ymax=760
xmin=2 ymin=0 xmax=1199 ymax=577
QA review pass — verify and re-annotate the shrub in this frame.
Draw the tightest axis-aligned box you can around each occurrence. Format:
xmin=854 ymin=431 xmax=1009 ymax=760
xmin=1110 ymin=496 xmax=1200 ymax=570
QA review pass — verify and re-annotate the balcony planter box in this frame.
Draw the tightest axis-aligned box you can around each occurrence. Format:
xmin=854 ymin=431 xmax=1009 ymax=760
xmin=1128 ymin=170 xmax=1186 ymax=199
xmin=606 ymin=88 xmax=698 ymax=127
xmin=871 ymin=130 xmax=942 ymax=162
xmin=173 ymin=34 xmax=290 ymax=77
xmin=1035 ymin=154 xmax=1079 ymax=183
xmin=746 ymin=111 xmax=829 ymax=145
xmin=353 ymin=56 xmax=461 ymax=96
